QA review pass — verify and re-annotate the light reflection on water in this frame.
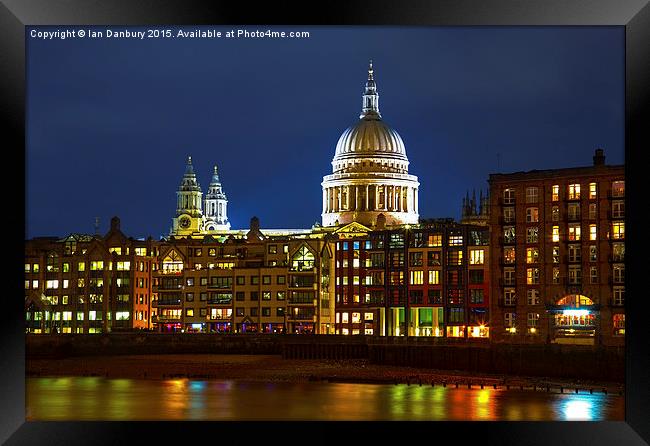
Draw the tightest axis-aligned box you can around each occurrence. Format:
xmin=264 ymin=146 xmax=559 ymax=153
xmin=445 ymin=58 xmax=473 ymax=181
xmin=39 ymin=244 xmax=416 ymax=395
xmin=26 ymin=377 xmax=623 ymax=421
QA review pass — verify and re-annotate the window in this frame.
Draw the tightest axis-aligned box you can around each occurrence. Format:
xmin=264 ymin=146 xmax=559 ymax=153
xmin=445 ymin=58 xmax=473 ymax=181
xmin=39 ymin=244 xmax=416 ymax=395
xmin=503 ymin=247 xmax=515 ymax=264
xmin=33 ymin=263 xmax=40 ymax=273
xmin=552 ymin=267 xmax=560 ymax=284
xmin=276 ymin=308 xmax=285 ymax=317
xmin=427 ymin=251 xmax=441 ymax=266
xmin=428 ymin=270 xmax=440 ymax=285
xmin=262 ymin=291 xmax=271 ymax=300
xmin=90 ymin=261 xmax=104 ymax=271
xmin=186 ymin=309 xmax=194 ymax=317
xmin=410 ymin=270 xmax=424 ymax=285
xmin=504 ymin=268 xmax=515 ymax=286
xmin=527 ymin=313 xmax=539 ymax=328
xmin=470 ymin=289 xmax=484 ymax=304
xmin=62 ymin=263 xmax=70 ymax=273
xmin=250 ymin=291 xmax=259 ymax=301
xmin=277 ymin=291 xmax=286 ymax=300
xmin=448 ymin=235 xmax=463 ymax=246
xmin=590 ymin=267 xmax=598 ymax=284
xmin=46 ymin=280 xmax=59 ymax=289
xmin=526 ymin=227 xmax=539 ymax=243
xmin=503 ymin=188 xmax=515 ymax=204
xmin=526 ymin=268 xmax=539 ymax=285
xmin=613 ymin=264 xmax=625 ymax=283
xmin=526 ymin=207 xmax=539 ymax=223
xmin=613 ymin=287 xmax=625 ymax=306
xmin=568 ymin=224 xmax=581 ymax=241
xmin=208 ymin=248 xmax=216 ymax=257
xmin=589 ymin=183 xmax=597 ymax=199
xmin=589 ymin=203 xmax=597 ymax=219
xmin=116 ymin=311 xmax=129 ymax=320
xmin=613 ymin=314 xmax=625 ymax=335
xmin=251 ymin=276 xmax=259 ymax=285
xmin=526 ymin=187 xmax=538 ymax=203
xmin=291 ymin=245 xmax=315 ymax=271
xmin=568 ymin=183 xmax=581 ymax=200
xmin=589 ymin=224 xmax=597 ymax=241
xmin=236 ymin=308 xmax=245 ymax=317
xmin=552 ymin=185 xmax=559 ymax=201
xmin=427 ymin=234 xmax=442 ymax=247
xmin=611 ymin=222 xmax=624 ymax=240
xmin=200 ymin=277 xmax=208 ymax=286
xmin=552 ymin=226 xmax=560 ymax=242
xmin=503 ymin=207 xmax=515 ymax=223
xmin=568 ymin=244 xmax=581 ymax=262
xmin=262 ymin=307 xmax=271 ymax=317
xmin=186 ymin=293 xmax=194 ymax=302
xmin=611 ymin=180 xmax=625 ymax=197
xmin=504 ymin=313 xmax=516 ymax=328
xmin=186 ymin=277 xmax=194 ymax=286
xmin=552 ymin=206 xmax=559 ymax=221
xmin=568 ymin=203 xmax=580 ymax=220
xmin=200 ymin=308 xmax=207 ymax=317
xmin=341 ymin=312 xmax=349 ymax=323
xmin=447 ymin=250 xmax=463 ymax=265
xmin=526 ymin=248 xmax=539 ymax=264
xmin=262 ymin=275 xmax=271 ymax=285
xmin=588 ymin=245 xmax=597 ymax=262
xmin=268 ymin=244 xmax=277 ymax=254
xmin=235 ymin=292 xmax=245 ymax=301
xmin=612 ymin=201 xmax=624 ymax=219
xmin=568 ymin=266 xmax=582 ymax=285
xmin=236 ymin=276 xmax=245 ymax=285
xmin=409 ymin=252 xmax=423 ymax=267
xmin=552 ymin=246 xmax=560 ymax=263
xmin=469 ymin=270 xmax=484 ymax=284
xmin=250 ymin=308 xmax=258 ymax=317
xmin=527 ymin=289 xmax=540 ymax=305
xmin=116 ymin=261 xmax=130 ymax=271
xmin=469 ymin=249 xmax=484 ymax=265
xmin=612 ymin=243 xmax=624 ymax=262
xmin=503 ymin=226 xmax=515 ymax=244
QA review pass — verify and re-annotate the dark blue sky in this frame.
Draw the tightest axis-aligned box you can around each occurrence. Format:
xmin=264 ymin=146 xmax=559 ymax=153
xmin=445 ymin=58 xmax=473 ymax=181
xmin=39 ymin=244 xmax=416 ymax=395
xmin=26 ymin=26 xmax=624 ymax=239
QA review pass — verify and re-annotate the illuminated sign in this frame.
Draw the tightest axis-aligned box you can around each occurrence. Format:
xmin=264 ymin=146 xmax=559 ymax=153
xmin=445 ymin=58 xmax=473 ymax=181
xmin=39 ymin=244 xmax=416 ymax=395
xmin=562 ymin=309 xmax=590 ymax=316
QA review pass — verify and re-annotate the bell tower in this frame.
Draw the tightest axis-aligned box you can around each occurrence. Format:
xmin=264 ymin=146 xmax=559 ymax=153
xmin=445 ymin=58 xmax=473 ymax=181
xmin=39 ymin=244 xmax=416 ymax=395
xmin=203 ymin=165 xmax=231 ymax=231
xmin=171 ymin=156 xmax=204 ymax=235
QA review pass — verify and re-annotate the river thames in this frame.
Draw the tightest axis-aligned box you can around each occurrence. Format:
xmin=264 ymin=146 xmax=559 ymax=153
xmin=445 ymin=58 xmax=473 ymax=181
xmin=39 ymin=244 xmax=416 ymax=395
xmin=26 ymin=377 xmax=623 ymax=421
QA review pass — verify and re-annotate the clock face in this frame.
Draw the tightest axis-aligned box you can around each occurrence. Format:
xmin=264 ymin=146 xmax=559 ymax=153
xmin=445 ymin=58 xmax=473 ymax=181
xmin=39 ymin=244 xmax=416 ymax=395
xmin=179 ymin=217 xmax=191 ymax=229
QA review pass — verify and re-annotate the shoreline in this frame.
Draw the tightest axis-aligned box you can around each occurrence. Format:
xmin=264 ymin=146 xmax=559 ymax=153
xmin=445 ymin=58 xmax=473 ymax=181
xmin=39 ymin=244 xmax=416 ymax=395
xmin=26 ymin=354 xmax=624 ymax=394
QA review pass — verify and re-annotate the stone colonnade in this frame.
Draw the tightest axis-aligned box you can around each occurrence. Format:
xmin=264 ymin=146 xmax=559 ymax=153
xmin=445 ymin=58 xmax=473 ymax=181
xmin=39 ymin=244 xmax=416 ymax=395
xmin=322 ymin=184 xmax=418 ymax=214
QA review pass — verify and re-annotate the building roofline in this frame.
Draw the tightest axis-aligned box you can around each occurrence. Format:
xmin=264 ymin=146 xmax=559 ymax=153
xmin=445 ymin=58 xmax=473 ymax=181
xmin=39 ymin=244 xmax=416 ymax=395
xmin=488 ymin=164 xmax=624 ymax=182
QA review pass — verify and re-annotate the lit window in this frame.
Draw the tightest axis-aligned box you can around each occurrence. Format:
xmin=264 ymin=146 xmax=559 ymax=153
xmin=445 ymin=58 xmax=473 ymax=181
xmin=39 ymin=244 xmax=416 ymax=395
xmin=503 ymin=247 xmax=515 ymax=263
xmin=32 ymin=280 xmax=38 ymax=288
xmin=526 ymin=248 xmax=539 ymax=264
xmin=611 ymin=222 xmax=624 ymax=240
xmin=24 ymin=280 xmax=29 ymax=289
xmin=526 ymin=227 xmax=539 ymax=243
xmin=410 ymin=270 xmax=424 ymax=285
xmin=552 ymin=246 xmax=560 ymax=263
xmin=503 ymin=226 xmax=515 ymax=244
xmin=62 ymin=263 xmax=70 ymax=273
xmin=78 ymin=262 xmax=85 ymax=272
xmin=589 ymin=183 xmax=597 ymax=199
xmin=552 ymin=267 xmax=560 ymax=284
xmin=503 ymin=188 xmax=515 ymax=204
xmin=351 ymin=313 xmax=361 ymax=323
xmin=186 ymin=309 xmax=194 ymax=317
xmin=428 ymin=270 xmax=440 ymax=285
xmin=526 ymin=207 xmax=539 ymax=223
xmin=590 ymin=266 xmax=598 ymax=283
xmin=469 ymin=249 xmax=484 ymax=265
xmin=364 ymin=312 xmax=373 ymax=321
xmin=116 ymin=261 xmax=131 ymax=271
xmin=552 ymin=185 xmax=559 ymax=201
xmin=46 ymin=280 xmax=59 ymax=289
xmin=568 ymin=183 xmax=581 ymax=200
xmin=448 ymin=235 xmax=463 ymax=246
xmin=116 ymin=311 xmax=130 ymax=320
xmin=552 ymin=226 xmax=560 ymax=242
xmin=612 ymin=243 xmax=624 ymax=262
xmin=613 ymin=314 xmax=625 ymax=335
xmin=504 ymin=313 xmax=516 ymax=328
xmin=427 ymin=234 xmax=442 ymax=247
xmin=568 ymin=224 xmax=581 ymax=241
xmin=341 ymin=312 xmax=349 ymax=323
xmin=526 ymin=268 xmax=539 ymax=285
xmin=611 ymin=181 xmax=625 ymax=197
xmin=589 ymin=224 xmax=597 ymax=241
xmin=90 ymin=261 xmax=104 ymax=271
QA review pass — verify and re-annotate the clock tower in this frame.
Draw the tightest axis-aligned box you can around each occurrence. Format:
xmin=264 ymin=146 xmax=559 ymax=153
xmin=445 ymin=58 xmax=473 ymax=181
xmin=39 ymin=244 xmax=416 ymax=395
xmin=172 ymin=156 xmax=204 ymax=235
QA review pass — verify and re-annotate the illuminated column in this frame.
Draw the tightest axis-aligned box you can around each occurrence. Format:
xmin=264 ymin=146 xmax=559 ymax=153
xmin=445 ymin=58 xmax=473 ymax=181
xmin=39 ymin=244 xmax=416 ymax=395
xmin=366 ymin=185 xmax=370 ymax=211
xmin=374 ymin=185 xmax=379 ymax=210
xmin=396 ymin=186 xmax=401 ymax=212
xmin=404 ymin=187 xmax=409 ymax=212
xmin=415 ymin=188 xmax=419 ymax=213
xmin=337 ymin=186 xmax=342 ymax=212
xmin=355 ymin=185 xmax=359 ymax=211
xmin=322 ymin=188 xmax=327 ymax=213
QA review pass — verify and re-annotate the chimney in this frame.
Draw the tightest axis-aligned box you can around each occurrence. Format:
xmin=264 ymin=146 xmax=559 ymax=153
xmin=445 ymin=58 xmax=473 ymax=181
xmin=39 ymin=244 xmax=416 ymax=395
xmin=375 ymin=213 xmax=386 ymax=230
xmin=593 ymin=148 xmax=605 ymax=166
xmin=110 ymin=216 xmax=120 ymax=232
xmin=250 ymin=216 xmax=260 ymax=232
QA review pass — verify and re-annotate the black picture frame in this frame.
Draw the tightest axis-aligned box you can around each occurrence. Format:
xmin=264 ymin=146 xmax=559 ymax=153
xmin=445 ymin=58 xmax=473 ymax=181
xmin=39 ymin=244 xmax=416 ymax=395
xmin=3 ymin=0 xmax=648 ymax=444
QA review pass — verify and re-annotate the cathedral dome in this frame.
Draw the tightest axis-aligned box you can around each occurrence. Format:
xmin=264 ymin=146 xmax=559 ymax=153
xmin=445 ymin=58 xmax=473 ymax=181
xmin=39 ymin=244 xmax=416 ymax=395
xmin=333 ymin=117 xmax=408 ymax=162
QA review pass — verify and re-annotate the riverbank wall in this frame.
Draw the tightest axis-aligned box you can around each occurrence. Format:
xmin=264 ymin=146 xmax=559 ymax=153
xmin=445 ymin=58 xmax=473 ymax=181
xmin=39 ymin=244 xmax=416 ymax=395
xmin=26 ymin=333 xmax=624 ymax=382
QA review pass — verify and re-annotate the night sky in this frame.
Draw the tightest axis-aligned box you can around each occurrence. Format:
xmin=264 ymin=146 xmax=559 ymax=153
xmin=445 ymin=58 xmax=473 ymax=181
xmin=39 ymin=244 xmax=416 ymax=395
xmin=26 ymin=26 xmax=624 ymax=239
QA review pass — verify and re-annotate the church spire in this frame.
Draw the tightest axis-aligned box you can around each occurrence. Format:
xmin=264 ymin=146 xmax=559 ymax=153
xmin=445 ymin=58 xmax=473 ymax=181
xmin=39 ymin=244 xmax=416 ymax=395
xmin=185 ymin=155 xmax=194 ymax=174
xmin=360 ymin=59 xmax=381 ymax=119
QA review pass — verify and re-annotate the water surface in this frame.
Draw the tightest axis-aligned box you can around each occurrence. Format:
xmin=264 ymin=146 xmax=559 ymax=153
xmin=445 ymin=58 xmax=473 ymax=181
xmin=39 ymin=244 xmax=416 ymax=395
xmin=26 ymin=377 xmax=624 ymax=421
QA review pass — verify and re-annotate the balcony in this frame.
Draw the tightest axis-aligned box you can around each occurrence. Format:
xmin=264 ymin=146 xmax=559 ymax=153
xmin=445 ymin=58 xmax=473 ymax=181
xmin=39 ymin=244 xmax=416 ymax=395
xmin=207 ymin=298 xmax=232 ymax=306
xmin=152 ymin=314 xmax=181 ymax=323
xmin=289 ymin=297 xmax=317 ymax=305
xmin=156 ymin=298 xmax=182 ymax=306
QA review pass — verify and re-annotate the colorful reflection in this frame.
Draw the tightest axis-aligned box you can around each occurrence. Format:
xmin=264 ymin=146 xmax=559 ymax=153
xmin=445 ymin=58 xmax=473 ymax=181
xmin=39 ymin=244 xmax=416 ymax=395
xmin=26 ymin=378 xmax=623 ymax=421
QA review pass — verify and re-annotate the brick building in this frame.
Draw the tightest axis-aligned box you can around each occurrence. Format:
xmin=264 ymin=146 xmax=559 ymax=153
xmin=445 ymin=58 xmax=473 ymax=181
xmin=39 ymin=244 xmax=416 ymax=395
xmin=488 ymin=149 xmax=624 ymax=345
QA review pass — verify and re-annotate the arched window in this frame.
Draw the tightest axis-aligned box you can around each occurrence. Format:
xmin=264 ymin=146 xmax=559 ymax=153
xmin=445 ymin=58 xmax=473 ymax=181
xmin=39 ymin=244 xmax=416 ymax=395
xmin=556 ymin=294 xmax=594 ymax=308
xmin=291 ymin=245 xmax=315 ymax=272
